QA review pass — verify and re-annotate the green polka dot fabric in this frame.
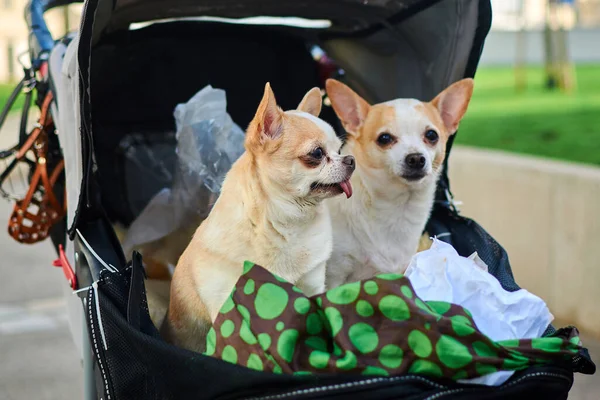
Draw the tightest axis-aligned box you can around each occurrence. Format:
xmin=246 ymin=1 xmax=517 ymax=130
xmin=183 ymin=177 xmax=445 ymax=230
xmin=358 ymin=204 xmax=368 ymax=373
xmin=204 ymin=262 xmax=582 ymax=380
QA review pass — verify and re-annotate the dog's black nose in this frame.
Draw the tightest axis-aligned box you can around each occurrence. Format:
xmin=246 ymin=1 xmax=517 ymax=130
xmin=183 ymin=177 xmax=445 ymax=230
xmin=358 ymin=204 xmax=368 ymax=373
xmin=343 ymin=155 xmax=356 ymax=170
xmin=405 ymin=153 xmax=426 ymax=170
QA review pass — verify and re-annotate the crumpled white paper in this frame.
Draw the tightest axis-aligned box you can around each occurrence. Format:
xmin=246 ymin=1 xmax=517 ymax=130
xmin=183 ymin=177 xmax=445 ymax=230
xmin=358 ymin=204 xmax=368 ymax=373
xmin=405 ymin=238 xmax=554 ymax=386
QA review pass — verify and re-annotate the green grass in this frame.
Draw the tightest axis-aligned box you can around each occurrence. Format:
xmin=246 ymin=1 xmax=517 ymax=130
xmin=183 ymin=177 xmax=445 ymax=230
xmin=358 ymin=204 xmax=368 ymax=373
xmin=0 ymin=83 xmax=25 ymax=114
xmin=458 ymin=65 xmax=600 ymax=166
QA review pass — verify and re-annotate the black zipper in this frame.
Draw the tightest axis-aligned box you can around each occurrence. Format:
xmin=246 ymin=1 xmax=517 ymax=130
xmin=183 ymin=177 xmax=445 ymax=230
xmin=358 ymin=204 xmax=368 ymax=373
xmin=86 ymin=279 xmax=114 ymax=400
xmin=245 ymin=375 xmax=446 ymax=400
xmin=246 ymin=371 xmax=570 ymax=400
xmin=424 ymin=371 xmax=570 ymax=400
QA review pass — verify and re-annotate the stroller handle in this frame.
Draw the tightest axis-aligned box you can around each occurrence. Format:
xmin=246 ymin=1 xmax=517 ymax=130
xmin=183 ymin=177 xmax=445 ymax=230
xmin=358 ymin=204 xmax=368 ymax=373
xmin=25 ymin=0 xmax=83 ymax=68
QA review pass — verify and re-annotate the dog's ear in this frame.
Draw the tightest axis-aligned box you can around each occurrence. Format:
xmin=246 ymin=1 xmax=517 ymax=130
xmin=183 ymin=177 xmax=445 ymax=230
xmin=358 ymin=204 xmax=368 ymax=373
xmin=431 ymin=78 xmax=474 ymax=134
xmin=247 ymin=83 xmax=284 ymax=147
xmin=297 ymin=87 xmax=322 ymax=117
xmin=325 ymin=79 xmax=370 ymax=136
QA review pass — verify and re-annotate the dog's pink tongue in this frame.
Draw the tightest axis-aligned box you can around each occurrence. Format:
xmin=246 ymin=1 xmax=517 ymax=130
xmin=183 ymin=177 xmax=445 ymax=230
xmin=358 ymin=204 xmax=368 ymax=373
xmin=340 ymin=180 xmax=353 ymax=198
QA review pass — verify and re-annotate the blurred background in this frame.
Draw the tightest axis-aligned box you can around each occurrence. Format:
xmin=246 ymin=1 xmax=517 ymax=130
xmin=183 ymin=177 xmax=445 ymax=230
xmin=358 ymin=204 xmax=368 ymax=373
xmin=0 ymin=0 xmax=599 ymax=399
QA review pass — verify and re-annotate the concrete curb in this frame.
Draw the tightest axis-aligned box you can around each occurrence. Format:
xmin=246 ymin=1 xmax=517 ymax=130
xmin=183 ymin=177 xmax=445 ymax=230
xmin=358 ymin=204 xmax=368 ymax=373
xmin=449 ymin=145 xmax=600 ymax=338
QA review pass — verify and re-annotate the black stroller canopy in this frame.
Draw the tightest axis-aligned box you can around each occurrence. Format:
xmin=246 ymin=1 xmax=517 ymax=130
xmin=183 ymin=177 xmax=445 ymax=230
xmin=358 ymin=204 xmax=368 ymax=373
xmin=82 ymin=0 xmax=487 ymax=102
xmin=94 ymin=0 xmax=439 ymax=36
xmin=72 ymin=0 xmax=491 ymax=235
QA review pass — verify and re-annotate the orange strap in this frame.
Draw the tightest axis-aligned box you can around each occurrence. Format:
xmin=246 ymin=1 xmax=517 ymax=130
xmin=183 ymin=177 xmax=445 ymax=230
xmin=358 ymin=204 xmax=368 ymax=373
xmin=8 ymin=91 xmax=66 ymax=244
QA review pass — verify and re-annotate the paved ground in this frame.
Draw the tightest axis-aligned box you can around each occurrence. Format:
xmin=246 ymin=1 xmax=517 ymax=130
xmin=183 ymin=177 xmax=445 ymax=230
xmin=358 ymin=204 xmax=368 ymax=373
xmin=0 ymin=197 xmax=83 ymax=399
xmin=0 ymin=115 xmax=598 ymax=398
xmin=0 ymin=114 xmax=83 ymax=399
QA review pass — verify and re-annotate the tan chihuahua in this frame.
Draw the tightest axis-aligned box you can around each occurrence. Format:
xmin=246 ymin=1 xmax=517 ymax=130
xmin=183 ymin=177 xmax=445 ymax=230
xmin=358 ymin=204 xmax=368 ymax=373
xmin=324 ymin=78 xmax=474 ymax=288
xmin=162 ymin=83 xmax=355 ymax=352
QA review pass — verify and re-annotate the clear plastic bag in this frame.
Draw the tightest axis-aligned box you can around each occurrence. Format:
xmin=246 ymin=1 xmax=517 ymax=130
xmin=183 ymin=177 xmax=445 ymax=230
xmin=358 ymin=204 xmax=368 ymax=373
xmin=122 ymin=86 xmax=245 ymax=262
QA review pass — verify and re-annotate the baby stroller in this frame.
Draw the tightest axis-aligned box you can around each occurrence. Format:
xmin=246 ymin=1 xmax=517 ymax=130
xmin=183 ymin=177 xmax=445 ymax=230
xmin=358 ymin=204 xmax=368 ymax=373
xmin=0 ymin=0 xmax=595 ymax=398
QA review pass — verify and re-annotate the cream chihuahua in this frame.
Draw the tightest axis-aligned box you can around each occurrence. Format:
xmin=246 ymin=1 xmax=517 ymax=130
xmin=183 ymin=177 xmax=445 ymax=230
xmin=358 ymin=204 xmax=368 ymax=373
xmin=162 ymin=83 xmax=355 ymax=352
xmin=324 ymin=78 xmax=474 ymax=288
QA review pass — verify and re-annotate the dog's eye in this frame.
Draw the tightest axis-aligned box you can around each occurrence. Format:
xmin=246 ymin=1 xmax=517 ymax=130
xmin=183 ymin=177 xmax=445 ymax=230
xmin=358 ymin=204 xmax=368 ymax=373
xmin=425 ymin=130 xmax=439 ymax=144
xmin=310 ymin=147 xmax=325 ymax=160
xmin=376 ymin=133 xmax=394 ymax=146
